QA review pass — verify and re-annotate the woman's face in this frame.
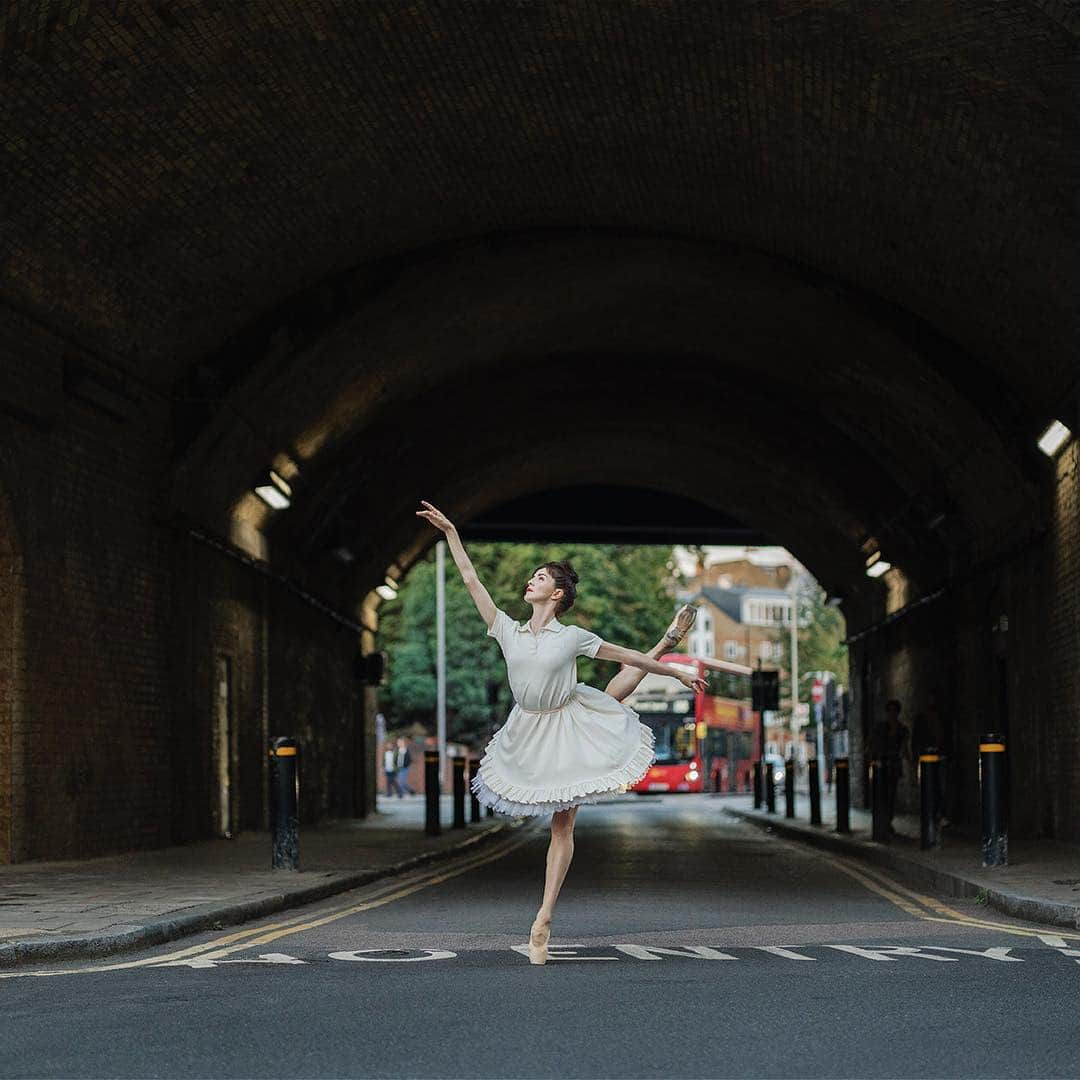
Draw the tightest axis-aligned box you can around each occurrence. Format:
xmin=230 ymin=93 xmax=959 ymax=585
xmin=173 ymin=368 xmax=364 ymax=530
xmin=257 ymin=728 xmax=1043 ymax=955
xmin=524 ymin=566 xmax=562 ymax=607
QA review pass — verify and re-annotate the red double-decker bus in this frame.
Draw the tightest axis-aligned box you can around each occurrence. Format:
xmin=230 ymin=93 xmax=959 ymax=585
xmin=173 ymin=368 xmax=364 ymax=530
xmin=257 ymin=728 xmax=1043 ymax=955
xmin=627 ymin=654 xmax=756 ymax=794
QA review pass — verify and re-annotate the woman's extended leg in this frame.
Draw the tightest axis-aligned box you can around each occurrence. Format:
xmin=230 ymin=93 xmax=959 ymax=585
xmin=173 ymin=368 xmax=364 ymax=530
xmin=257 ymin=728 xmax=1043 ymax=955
xmin=604 ymin=603 xmax=699 ymax=701
xmin=604 ymin=637 xmax=670 ymax=702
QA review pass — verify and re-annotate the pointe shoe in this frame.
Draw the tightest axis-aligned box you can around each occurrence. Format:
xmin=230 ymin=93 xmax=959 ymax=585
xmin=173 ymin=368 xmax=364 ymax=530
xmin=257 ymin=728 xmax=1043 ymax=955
xmin=663 ymin=603 xmax=698 ymax=648
xmin=528 ymin=917 xmax=551 ymax=965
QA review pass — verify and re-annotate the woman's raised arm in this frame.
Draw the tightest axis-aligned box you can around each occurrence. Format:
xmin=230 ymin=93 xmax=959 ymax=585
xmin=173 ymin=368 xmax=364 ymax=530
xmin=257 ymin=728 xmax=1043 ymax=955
xmin=415 ymin=500 xmax=498 ymax=628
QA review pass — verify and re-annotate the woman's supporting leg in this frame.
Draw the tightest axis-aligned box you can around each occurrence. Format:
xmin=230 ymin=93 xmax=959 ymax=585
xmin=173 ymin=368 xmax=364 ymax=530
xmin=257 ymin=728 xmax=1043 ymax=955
xmin=534 ymin=806 xmax=579 ymax=927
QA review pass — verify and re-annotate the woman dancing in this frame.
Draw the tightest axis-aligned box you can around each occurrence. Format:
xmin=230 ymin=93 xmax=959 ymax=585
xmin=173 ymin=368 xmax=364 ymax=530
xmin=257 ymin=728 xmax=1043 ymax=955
xmin=415 ymin=500 xmax=704 ymax=965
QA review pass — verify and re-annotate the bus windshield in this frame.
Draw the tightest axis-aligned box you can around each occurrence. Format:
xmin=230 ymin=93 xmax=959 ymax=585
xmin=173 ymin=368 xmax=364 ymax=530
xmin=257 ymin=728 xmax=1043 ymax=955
xmin=642 ymin=713 xmax=697 ymax=764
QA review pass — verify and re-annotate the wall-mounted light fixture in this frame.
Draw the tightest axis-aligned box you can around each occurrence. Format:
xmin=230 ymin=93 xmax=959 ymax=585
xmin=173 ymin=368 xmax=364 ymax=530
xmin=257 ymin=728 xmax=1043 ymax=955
xmin=375 ymin=584 xmax=397 ymax=601
xmin=865 ymin=550 xmax=891 ymax=578
xmin=1037 ymin=419 xmax=1072 ymax=457
xmin=254 ymin=468 xmax=293 ymax=510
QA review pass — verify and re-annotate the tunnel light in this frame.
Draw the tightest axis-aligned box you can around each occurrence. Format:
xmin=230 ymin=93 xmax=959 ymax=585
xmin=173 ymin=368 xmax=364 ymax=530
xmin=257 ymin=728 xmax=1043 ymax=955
xmin=332 ymin=547 xmax=354 ymax=564
xmin=826 ymin=595 xmax=844 ymax=608
xmin=384 ymin=575 xmax=399 ymax=591
xmin=1037 ymin=420 xmax=1072 ymax=457
xmin=375 ymin=584 xmax=398 ymax=601
xmin=268 ymin=469 xmax=292 ymax=497
xmin=255 ymin=484 xmax=290 ymax=510
xmin=866 ymin=560 xmax=892 ymax=578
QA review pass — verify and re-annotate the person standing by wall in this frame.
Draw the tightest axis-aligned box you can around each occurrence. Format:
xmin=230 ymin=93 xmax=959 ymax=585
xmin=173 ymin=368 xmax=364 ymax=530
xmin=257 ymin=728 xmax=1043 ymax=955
xmin=395 ymin=736 xmax=415 ymax=796
xmin=870 ymin=699 xmax=909 ymax=834
xmin=383 ymin=740 xmax=402 ymax=797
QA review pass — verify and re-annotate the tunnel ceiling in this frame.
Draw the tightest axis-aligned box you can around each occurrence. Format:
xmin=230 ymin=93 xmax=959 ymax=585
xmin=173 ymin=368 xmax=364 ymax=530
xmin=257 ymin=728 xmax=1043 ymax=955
xmin=456 ymin=486 xmax=774 ymax=547
xmin=3 ymin=2 xmax=1078 ymax=618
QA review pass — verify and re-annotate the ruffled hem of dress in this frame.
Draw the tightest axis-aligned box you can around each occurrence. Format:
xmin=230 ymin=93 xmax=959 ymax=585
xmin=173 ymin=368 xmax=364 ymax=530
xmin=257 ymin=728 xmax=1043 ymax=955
xmin=470 ymin=720 xmax=656 ymax=817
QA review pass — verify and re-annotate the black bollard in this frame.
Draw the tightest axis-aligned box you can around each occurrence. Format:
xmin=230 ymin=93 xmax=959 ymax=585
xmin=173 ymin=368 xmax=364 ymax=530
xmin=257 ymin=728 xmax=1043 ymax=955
xmin=451 ymin=755 xmax=466 ymax=829
xmin=870 ymin=758 xmax=890 ymax=842
xmin=808 ymin=758 xmax=822 ymax=826
xmin=834 ymin=757 xmax=850 ymax=833
xmin=765 ymin=760 xmax=776 ymax=814
xmin=784 ymin=759 xmax=795 ymax=818
xmin=469 ymin=757 xmax=481 ymax=823
xmin=919 ymin=749 xmax=942 ymax=850
xmin=753 ymin=760 xmax=764 ymax=809
xmin=269 ymin=737 xmax=300 ymax=870
xmin=424 ymin=749 xmax=441 ymax=836
xmin=979 ymin=734 xmax=1008 ymax=866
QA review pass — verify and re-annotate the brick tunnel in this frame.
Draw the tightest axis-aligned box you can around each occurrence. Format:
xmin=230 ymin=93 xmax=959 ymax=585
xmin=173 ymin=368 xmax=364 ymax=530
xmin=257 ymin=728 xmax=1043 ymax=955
xmin=0 ymin=3 xmax=1077 ymax=862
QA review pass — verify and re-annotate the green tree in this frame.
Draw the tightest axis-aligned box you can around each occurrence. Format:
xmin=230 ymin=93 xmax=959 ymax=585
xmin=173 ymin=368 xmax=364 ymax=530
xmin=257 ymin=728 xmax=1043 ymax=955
xmin=780 ymin=575 xmax=849 ymax=716
xmin=377 ymin=542 xmax=677 ymax=745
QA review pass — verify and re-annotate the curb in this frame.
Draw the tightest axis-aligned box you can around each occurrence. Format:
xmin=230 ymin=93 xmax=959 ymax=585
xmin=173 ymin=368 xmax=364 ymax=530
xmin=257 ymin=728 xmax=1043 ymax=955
xmin=724 ymin=807 xmax=1080 ymax=931
xmin=0 ymin=818 xmax=528 ymax=969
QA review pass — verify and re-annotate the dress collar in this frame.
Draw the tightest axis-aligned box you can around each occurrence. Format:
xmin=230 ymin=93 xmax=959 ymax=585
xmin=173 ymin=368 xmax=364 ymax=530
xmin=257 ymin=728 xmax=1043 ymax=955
xmin=516 ymin=616 xmax=565 ymax=635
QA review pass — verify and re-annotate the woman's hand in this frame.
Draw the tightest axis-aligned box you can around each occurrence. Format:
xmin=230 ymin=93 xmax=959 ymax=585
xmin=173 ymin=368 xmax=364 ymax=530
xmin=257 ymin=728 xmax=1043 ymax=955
xmin=674 ymin=669 xmax=707 ymax=694
xmin=415 ymin=500 xmax=456 ymax=535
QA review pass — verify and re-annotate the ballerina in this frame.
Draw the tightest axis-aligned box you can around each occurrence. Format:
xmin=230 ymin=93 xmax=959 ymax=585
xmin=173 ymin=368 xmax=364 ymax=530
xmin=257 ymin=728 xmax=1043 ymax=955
xmin=415 ymin=499 xmax=705 ymax=965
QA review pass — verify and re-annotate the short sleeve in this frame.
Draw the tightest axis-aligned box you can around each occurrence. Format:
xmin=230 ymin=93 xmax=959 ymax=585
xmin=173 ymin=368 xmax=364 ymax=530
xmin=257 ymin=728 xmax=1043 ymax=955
xmin=574 ymin=624 xmax=604 ymax=659
xmin=486 ymin=608 xmax=515 ymax=653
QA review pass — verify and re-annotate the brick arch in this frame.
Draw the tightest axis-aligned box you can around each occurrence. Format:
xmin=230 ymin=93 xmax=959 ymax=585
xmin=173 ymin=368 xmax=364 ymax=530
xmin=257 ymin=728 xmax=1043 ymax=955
xmin=171 ymin=234 xmax=1037 ymax=632
xmin=2 ymin=2 xmax=1076 ymax=399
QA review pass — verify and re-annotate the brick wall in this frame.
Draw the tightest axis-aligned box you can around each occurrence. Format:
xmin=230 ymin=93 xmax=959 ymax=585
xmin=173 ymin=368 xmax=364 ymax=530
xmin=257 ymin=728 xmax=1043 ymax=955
xmin=849 ymin=409 xmax=1080 ymax=842
xmin=0 ymin=307 xmax=373 ymax=861
xmin=0 ymin=473 xmax=22 ymax=862
xmin=1045 ymin=411 xmax=1080 ymax=840
xmin=0 ymin=309 xmax=175 ymax=859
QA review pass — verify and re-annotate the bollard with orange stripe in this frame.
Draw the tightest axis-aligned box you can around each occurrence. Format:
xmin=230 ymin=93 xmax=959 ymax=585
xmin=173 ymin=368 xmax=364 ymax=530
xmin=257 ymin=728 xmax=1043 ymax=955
xmin=979 ymin=733 xmax=1008 ymax=866
xmin=269 ymin=737 xmax=300 ymax=870
xmin=918 ymin=748 xmax=943 ymax=850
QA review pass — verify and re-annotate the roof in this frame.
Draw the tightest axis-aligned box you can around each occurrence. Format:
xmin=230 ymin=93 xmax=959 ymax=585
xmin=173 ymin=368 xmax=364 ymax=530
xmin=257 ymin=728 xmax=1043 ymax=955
xmin=692 ymin=586 xmax=792 ymax=624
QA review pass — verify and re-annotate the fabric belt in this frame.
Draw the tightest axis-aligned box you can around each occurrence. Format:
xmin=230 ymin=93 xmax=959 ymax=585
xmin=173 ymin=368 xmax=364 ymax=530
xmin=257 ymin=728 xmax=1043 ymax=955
xmin=516 ymin=691 xmax=577 ymax=715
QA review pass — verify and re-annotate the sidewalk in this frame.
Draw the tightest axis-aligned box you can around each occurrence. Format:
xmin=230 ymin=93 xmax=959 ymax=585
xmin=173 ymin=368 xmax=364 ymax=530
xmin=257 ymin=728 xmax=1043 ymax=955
xmin=0 ymin=795 xmax=519 ymax=968
xmin=722 ymin=793 xmax=1080 ymax=929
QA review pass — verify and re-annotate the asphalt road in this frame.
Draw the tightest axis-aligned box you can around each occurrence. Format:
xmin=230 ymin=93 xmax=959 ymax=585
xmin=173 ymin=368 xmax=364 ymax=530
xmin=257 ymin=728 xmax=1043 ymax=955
xmin=3 ymin=795 xmax=1078 ymax=1079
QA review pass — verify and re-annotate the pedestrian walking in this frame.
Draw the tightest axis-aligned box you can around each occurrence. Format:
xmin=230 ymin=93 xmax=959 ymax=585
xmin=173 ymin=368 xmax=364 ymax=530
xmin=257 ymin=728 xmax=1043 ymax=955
xmin=395 ymin=736 xmax=415 ymax=795
xmin=415 ymin=499 xmax=703 ymax=965
xmin=870 ymin=699 xmax=909 ymax=833
xmin=383 ymin=741 xmax=403 ymax=797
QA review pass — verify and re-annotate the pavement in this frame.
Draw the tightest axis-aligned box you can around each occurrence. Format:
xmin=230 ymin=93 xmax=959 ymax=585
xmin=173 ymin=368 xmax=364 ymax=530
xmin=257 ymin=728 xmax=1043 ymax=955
xmin=5 ymin=795 xmax=1080 ymax=1079
xmin=724 ymin=792 xmax=1080 ymax=929
xmin=0 ymin=794 xmax=516 ymax=967
xmin=4 ymin=784 xmax=1078 ymax=978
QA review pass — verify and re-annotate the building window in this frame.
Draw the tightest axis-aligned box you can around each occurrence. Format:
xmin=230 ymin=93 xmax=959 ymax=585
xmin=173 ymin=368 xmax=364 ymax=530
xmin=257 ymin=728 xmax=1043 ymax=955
xmin=724 ymin=640 xmax=739 ymax=660
xmin=744 ymin=599 xmax=793 ymax=627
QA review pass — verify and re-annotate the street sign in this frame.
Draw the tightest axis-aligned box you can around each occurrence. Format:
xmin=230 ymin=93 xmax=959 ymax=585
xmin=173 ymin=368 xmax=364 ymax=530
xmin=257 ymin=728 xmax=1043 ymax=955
xmin=811 ymin=679 xmax=824 ymax=704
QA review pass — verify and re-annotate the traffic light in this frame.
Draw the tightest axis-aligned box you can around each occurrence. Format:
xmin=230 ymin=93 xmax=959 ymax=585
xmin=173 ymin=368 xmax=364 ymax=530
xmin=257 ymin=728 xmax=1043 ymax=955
xmin=752 ymin=669 xmax=779 ymax=711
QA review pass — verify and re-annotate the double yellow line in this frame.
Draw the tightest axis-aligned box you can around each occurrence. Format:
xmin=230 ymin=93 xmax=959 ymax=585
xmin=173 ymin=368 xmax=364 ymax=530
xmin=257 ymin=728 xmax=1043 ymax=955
xmin=818 ymin=847 xmax=1080 ymax=941
xmin=0 ymin=823 xmax=538 ymax=981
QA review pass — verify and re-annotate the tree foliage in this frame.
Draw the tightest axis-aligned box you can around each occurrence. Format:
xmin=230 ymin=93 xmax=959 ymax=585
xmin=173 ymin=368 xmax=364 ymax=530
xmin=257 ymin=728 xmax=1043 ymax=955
xmin=377 ymin=542 xmax=677 ymax=746
xmin=780 ymin=575 xmax=849 ymax=706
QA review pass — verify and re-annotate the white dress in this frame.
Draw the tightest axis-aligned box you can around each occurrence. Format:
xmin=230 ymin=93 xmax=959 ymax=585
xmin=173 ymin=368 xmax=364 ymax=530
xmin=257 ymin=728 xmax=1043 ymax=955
xmin=470 ymin=608 xmax=657 ymax=816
